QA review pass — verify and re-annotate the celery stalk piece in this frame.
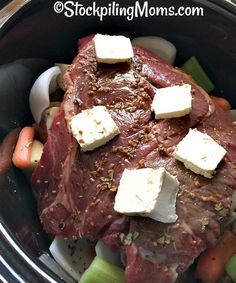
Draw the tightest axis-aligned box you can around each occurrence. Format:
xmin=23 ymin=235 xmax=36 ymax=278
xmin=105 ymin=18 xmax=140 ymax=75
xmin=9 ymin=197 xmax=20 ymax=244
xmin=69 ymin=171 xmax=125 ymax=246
xmin=79 ymin=256 xmax=125 ymax=283
xmin=116 ymin=31 xmax=130 ymax=38
xmin=181 ymin=56 xmax=215 ymax=93
xmin=225 ymin=254 xmax=236 ymax=283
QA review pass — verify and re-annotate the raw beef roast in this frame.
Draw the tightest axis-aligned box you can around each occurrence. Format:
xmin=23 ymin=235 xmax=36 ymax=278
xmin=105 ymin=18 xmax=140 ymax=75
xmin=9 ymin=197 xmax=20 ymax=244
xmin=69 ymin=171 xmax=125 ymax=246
xmin=32 ymin=35 xmax=236 ymax=283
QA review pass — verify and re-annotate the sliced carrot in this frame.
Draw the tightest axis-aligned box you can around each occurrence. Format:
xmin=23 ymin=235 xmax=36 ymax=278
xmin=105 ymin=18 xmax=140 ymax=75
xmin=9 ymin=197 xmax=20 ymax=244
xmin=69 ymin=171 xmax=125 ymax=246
xmin=210 ymin=95 xmax=231 ymax=111
xmin=12 ymin=126 xmax=35 ymax=169
xmin=196 ymin=231 xmax=236 ymax=283
xmin=0 ymin=128 xmax=20 ymax=175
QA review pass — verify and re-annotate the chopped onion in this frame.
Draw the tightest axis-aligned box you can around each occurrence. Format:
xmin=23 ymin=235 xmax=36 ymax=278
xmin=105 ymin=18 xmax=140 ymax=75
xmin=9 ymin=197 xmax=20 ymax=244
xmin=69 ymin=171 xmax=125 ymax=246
xmin=22 ymin=140 xmax=44 ymax=180
xmin=40 ymin=106 xmax=60 ymax=131
xmin=55 ymin=63 xmax=70 ymax=91
xmin=29 ymin=66 xmax=61 ymax=124
xmin=95 ymin=240 xmax=122 ymax=267
xmin=132 ymin=36 xmax=176 ymax=64
xmin=49 ymin=236 xmax=95 ymax=281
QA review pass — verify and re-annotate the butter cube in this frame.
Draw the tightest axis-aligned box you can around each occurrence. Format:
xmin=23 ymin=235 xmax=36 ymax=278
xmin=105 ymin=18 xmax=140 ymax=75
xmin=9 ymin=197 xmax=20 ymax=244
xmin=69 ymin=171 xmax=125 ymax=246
xmin=151 ymin=84 xmax=192 ymax=119
xmin=114 ymin=168 xmax=179 ymax=223
xmin=93 ymin=34 xmax=134 ymax=64
xmin=70 ymin=106 xmax=120 ymax=152
xmin=174 ymin=128 xmax=226 ymax=178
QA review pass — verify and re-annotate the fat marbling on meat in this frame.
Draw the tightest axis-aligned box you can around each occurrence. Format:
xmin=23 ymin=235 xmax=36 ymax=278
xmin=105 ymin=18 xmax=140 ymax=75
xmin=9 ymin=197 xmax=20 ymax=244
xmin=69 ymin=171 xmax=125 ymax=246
xmin=32 ymin=35 xmax=236 ymax=283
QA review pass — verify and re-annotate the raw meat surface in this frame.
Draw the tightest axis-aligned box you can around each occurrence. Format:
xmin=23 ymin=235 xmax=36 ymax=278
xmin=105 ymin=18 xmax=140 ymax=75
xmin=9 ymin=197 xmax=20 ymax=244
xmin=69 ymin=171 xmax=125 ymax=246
xmin=32 ymin=36 xmax=236 ymax=283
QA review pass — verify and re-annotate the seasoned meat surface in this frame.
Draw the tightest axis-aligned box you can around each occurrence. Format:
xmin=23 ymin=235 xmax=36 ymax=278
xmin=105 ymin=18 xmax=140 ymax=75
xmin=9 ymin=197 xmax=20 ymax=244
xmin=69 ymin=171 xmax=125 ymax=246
xmin=32 ymin=35 xmax=236 ymax=283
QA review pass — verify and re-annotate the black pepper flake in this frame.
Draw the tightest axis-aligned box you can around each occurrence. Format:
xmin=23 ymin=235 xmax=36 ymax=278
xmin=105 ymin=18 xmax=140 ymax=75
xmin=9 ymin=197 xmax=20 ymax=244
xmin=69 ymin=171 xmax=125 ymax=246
xmin=73 ymin=98 xmax=82 ymax=105
xmin=58 ymin=222 xmax=66 ymax=230
xmin=68 ymin=244 xmax=76 ymax=256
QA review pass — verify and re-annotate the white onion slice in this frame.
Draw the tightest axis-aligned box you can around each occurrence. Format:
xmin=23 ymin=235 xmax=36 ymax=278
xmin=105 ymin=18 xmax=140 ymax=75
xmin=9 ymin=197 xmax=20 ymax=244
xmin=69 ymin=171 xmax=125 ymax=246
xmin=40 ymin=106 xmax=60 ymax=131
xmin=46 ymin=107 xmax=60 ymax=130
xmin=132 ymin=36 xmax=176 ymax=64
xmin=29 ymin=66 xmax=61 ymax=124
xmin=95 ymin=240 xmax=122 ymax=267
xmin=55 ymin=63 xmax=70 ymax=91
xmin=49 ymin=236 xmax=95 ymax=281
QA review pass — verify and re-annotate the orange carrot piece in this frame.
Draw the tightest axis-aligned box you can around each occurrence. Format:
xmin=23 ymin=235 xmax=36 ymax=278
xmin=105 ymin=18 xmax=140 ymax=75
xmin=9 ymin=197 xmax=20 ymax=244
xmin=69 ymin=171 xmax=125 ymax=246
xmin=12 ymin=127 xmax=35 ymax=169
xmin=0 ymin=128 xmax=20 ymax=175
xmin=196 ymin=231 xmax=236 ymax=283
xmin=210 ymin=95 xmax=231 ymax=111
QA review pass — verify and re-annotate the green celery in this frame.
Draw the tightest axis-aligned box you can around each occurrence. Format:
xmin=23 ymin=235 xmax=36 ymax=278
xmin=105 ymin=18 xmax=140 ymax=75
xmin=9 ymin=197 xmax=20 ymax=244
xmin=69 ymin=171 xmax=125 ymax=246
xmin=181 ymin=56 xmax=215 ymax=93
xmin=225 ymin=254 xmax=236 ymax=283
xmin=116 ymin=31 xmax=130 ymax=38
xmin=79 ymin=256 xmax=124 ymax=283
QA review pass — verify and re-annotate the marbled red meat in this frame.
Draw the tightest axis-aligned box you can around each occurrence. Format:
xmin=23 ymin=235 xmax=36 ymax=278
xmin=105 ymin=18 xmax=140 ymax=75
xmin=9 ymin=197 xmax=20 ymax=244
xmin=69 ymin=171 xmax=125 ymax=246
xmin=32 ymin=36 xmax=236 ymax=283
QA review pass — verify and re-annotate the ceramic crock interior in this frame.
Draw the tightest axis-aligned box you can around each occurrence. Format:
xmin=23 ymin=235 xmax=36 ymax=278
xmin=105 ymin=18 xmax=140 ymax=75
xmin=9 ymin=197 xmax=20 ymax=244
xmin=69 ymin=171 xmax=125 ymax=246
xmin=0 ymin=0 xmax=235 ymax=282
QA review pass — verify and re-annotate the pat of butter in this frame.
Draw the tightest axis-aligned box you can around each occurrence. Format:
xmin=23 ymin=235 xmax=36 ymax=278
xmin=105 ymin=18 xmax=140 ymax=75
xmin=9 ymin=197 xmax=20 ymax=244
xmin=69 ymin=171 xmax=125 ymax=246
xmin=174 ymin=128 xmax=226 ymax=178
xmin=93 ymin=34 xmax=134 ymax=64
xmin=114 ymin=168 xmax=179 ymax=223
xmin=151 ymin=84 xmax=192 ymax=119
xmin=70 ymin=106 xmax=120 ymax=152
